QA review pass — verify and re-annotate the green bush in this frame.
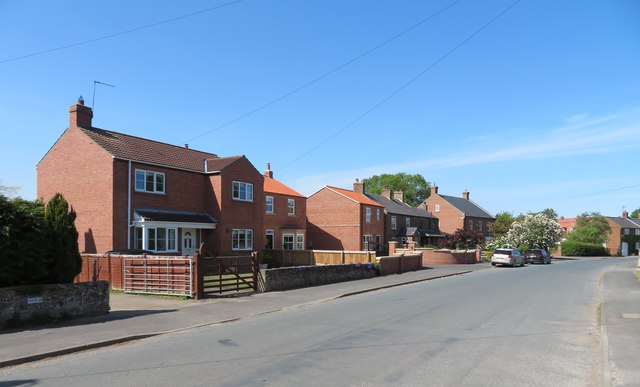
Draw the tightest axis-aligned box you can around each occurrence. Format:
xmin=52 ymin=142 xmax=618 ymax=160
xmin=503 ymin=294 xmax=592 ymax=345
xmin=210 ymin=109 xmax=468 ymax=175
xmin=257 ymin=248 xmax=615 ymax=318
xmin=561 ymin=241 xmax=608 ymax=256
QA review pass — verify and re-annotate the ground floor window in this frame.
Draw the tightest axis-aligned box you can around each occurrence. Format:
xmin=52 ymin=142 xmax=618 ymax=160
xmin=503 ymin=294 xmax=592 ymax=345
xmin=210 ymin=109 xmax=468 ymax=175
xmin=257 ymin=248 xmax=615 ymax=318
xmin=283 ymin=234 xmax=294 ymax=250
xmin=233 ymin=229 xmax=253 ymax=250
xmin=363 ymin=234 xmax=372 ymax=251
xmin=296 ymin=234 xmax=304 ymax=250
xmin=134 ymin=226 xmax=177 ymax=252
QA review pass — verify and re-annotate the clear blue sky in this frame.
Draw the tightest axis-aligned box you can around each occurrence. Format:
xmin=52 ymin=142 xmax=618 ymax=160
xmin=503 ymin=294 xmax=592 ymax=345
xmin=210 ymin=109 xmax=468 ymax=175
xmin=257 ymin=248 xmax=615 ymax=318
xmin=1 ymin=0 xmax=639 ymax=218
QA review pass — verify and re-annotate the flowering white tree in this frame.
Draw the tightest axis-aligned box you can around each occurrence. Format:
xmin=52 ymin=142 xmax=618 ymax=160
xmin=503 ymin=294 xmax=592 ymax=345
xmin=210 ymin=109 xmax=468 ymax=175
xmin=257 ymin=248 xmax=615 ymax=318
xmin=505 ymin=213 xmax=563 ymax=250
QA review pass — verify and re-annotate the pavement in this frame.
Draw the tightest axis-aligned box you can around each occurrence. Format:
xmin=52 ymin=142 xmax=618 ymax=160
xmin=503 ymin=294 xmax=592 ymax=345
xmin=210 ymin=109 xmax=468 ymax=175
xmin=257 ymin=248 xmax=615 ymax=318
xmin=1 ymin=258 xmax=639 ymax=386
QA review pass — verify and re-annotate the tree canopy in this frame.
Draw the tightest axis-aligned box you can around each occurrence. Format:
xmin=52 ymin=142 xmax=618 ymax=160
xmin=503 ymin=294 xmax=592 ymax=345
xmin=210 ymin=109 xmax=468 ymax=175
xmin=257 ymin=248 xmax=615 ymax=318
xmin=490 ymin=212 xmax=516 ymax=239
xmin=362 ymin=173 xmax=430 ymax=207
xmin=631 ymin=208 xmax=640 ymax=219
xmin=486 ymin=213 xmax=563 ymax=251
xmin=566 ymin=212 xmax=611 ymax=245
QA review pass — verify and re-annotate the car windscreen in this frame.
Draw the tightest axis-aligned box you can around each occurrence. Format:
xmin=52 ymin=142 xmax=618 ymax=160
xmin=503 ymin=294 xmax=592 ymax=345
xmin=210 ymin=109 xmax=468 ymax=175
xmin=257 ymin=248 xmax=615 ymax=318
xmin=494 ymin=249 xmax=512 ymax=255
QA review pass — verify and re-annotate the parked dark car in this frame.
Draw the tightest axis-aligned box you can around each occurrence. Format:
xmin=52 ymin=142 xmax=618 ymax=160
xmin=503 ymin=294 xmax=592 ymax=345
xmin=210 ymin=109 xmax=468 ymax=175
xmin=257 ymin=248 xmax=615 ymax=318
xmin=524 ymin=249 xmax=551 ymax=264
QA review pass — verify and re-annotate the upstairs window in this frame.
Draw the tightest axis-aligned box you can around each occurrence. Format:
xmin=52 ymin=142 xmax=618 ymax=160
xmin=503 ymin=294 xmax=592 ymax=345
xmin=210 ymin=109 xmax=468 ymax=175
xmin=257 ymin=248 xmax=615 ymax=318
xmin=288 ymin=198 xmax=295 ymax=215
xmin=376 ymin=208 xmax=381 ymax=221
xmin=405 ymin=217 xmax=411 ymax=227
xmin=391 ymin=216 xmax=397 ymax=230
xmin=135 ymin=169 xmax=165 ymax=194
xmin=233 ymin=181 xmax=253 ymax=202
xmin=365 ymin=207 xmax=372 ymax=222
xmin=435 ymin=204 xmax=440 ymax=212
xmin=266 ymin=196 xmax=274 ymax=214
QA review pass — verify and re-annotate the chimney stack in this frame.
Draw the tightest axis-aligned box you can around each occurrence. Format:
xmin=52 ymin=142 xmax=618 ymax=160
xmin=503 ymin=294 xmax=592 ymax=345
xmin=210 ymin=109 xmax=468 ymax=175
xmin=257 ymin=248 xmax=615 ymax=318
xmin=381 ymin=188 xmax=391 ymax=199
xmin=393 ymin=190 xmax=404 ymax=203
xmin=353 ymin=178 xmax=365 ymax=195
xmin=462 ymin=189 xmax=470 ymax=200
xmin=431 ymin=184 xmax=438 ymax=195
xmin=623 ymin=210 xmax=629 ymax=219
xmin=264 ymin=163 xmax=273 ymax=179
xmin=69 ymin=96 xmax=93 ymax=129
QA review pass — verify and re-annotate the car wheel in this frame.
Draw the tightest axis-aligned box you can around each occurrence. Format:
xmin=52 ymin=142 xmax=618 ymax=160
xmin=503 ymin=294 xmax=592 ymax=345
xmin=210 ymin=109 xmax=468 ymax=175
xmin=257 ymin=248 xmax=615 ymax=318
xmin=491 ymin=262 xmax=496 ymax=266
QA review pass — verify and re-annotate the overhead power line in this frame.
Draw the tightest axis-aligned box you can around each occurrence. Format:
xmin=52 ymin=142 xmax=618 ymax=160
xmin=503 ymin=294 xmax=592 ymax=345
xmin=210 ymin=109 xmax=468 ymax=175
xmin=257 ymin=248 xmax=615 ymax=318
xmin=183 ymin=0 xmax=464 ymax=143
xmin=0 ymin=0 xmax=244 ymax=65
xmin=280 ymin=0 xmax=523 ymax=171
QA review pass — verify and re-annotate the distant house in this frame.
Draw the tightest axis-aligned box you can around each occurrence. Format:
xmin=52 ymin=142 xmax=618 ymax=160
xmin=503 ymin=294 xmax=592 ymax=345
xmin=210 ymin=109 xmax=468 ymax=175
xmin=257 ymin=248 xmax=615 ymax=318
xmin=605 ymin=211 xmax=640 ymax=256
xmin=263 ymin=163 xmax=307 ymax=250
xmin=557 ymin=217 xmax=577 ymax=237
xmin=37 ymin=98 xmax=264 ymax=257
xmin=306 ymin=180 xmax=384 ymax=251
xmin=420 ymin=185 xmax=494 ymax=240
xmin=366 ymin=189 xmax=443 ymax=249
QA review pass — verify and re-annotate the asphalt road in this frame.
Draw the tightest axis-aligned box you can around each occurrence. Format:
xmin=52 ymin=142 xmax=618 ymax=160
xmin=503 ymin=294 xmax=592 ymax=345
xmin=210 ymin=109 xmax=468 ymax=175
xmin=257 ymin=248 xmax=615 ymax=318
xmin=0 ymin=258 xmax=624 ymax=386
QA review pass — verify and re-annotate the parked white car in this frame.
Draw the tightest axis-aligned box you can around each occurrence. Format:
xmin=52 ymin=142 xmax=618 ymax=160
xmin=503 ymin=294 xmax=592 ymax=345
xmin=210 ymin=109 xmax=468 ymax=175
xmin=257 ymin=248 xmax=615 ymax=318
xmin=491 ymin=248 xmax=525 ymax=267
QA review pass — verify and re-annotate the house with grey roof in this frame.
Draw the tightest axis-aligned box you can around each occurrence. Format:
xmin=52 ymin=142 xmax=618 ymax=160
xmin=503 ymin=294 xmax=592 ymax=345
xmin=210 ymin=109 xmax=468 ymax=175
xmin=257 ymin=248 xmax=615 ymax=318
xmin=367 ymin=188 xmax=444 ymax=250
xmin=605 ymin=211 xmax=640 ymax=256
xmin=37 ymin=98 xmax=264 ymax=257
xmin=419 ymin=185 xmax=494 ymax=240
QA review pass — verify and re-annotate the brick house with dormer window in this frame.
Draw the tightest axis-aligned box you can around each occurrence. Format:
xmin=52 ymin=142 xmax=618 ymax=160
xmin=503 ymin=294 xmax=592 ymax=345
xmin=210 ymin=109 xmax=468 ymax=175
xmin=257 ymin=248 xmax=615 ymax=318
xmin=37 ymin=98 xmax=264 ymax=257
xmin=306 ymin=179 xmax=384 ymax=251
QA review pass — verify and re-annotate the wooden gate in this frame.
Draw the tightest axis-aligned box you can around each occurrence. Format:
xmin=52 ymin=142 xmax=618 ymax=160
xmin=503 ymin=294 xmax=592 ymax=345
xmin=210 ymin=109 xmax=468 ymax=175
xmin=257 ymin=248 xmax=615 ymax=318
xmin=199 ymin=253 xmax=258 ymax=296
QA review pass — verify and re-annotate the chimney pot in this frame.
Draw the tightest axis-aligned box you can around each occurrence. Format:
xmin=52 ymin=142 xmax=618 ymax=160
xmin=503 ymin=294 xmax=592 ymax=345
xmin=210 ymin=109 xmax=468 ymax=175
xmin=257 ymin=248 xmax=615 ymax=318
xmin=69 ymin=98 xmax=93 ymax=128
xmin=353 ymin=178 xmax=365 ymax=195
xmin=184 ymin=144 xmax=189 ymax=149
xmin=264 ymin=163 xmax=273 ymax=179
xmin=462 ymin=189 xmax=470 ymax=200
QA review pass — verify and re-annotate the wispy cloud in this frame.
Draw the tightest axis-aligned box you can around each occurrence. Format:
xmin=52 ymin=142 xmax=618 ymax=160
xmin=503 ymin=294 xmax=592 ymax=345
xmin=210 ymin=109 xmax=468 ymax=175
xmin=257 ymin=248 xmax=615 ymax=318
xmin=291 ymin=108 xmax=640 ymax=195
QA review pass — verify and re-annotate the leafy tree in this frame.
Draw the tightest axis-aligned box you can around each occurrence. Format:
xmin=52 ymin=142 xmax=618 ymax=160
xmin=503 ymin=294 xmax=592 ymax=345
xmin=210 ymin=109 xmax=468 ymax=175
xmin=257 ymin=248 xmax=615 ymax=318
xmin=438 ymin=228 xmax=483 ymax=250
xmin=0 ymin=195 xmax=50 ymax=287
xmin=490 ymin=212 xmax=516 ymax=239
xmin=631 ymin=208 xmax=640 ymax=219
xmin=362 ymin=173 xmax=430 ymax=207
xmin=504 ymin=213 xmax=564 ymax=251
xmin=537 ymin=208 xmax=558 ymax=219
xmin=44 ymin=193 xmax=82 ymax=283
xmin=567 ymin=212 xmax=611 ymax=245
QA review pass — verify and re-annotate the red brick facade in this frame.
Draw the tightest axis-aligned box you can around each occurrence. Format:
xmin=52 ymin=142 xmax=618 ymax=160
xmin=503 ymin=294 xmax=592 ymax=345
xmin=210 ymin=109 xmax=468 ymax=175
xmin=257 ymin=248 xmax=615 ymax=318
xmin=37 ymin=99 xmax=264 ymax=257
xmin=306 ymin=184 xmax=384 ymax=251
xmin=263 ymin=166 xmax=307 ymax=250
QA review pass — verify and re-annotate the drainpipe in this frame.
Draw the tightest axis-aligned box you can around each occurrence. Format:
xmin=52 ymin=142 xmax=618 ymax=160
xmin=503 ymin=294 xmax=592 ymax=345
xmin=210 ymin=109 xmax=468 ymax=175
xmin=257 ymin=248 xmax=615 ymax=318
xmin=127 ymin=160 xmax=132 ymax=249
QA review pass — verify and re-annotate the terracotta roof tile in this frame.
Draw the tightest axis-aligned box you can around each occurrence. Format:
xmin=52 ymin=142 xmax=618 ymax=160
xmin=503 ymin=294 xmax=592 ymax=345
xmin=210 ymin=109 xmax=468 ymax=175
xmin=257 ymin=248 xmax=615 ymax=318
xmin=264 ymin=177 xmax=305 ymax=197
xmin=326 ymin=186 xmax=383 ymax=207
xmin=78 ymin=126 xmax=235 ymax=172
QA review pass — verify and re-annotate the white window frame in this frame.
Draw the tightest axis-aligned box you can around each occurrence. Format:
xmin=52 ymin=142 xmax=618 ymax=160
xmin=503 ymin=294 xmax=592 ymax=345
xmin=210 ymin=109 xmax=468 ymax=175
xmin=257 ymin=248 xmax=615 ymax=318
xmin=232 ymin=229 xmax=254 ymax=250
xmin=405 ymin=217 xmax=411 ymax=227
xmin=468 ymin=219 xmax=474 ymax=230
xmin=296 ymin=234 xmax=305 ymax=250
xmin=391 ymin=216 xmax=397 ymax=230
xmin=363 ymin=234 xmax=372 ymax=250
xmin=435 ymin=204 xmax=440 ymax=212
xmin=365 ymin=207 xmax=372 ymax=223
xmin=624 ymin=228 xmax=630 ymax=235
xmin=376 ymin=208 xmax=381 ymax=221
xmin=134 ymin=226 xmax=177 ymax=252
xmin=265 ymin=229 xmax=275 ymax=249
xmin=135 ymin=169 xmax=165 ymax=194
xmin=266 ymin=196 xmax=274 ymax=214
xmin=478 ymin=222 xmax=483 ymax=232
xmin=283 ymin=234 xmax=294 ymax=250
xmin=233 ymin=181 xmax=254 ymax=202
xmin=288 ymin=198 xmax=295 ymax=215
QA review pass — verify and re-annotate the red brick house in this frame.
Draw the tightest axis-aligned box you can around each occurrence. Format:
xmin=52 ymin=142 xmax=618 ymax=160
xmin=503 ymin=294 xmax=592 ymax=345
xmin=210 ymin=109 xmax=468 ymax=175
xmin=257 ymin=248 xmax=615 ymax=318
xmin=420 ymin=185 xmax=494 ymax=240
xmin=367 ymin=189 xmax=443 ymax=249
xmin=605 ymin=211 xmax=640 ymax=256
xmin=306 ymin=180 xmax=384 ymax=251
xmin=262 ymin=163 xmax=307 ymax=250
xmin=37 ymin=98 xmax=264 ymax=257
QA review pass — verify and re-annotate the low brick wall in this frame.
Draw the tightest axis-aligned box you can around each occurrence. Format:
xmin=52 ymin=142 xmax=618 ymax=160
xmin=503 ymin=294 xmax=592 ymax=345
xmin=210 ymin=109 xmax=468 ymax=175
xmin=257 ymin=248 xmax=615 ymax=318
xmin=0 ymin=281 xmax=109 ymax=329
xmin=377 ymin=254 xmax=423 ymax=275
xmin=259 ymin=264 xmax=376 ymax=292
xmin=418 ymin=249 xmax=479 ymax=264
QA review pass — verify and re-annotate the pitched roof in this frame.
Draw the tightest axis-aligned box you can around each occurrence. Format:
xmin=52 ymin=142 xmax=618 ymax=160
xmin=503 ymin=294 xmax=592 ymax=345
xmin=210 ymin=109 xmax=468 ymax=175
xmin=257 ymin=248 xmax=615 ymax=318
xmin=439 ymin=194 xmax=494 ymax=219
xmin=367 ymin=194 xmax=435 ymax=218
xmin=607 ymin=217 xmax=640 ymax=229
xmin=78 ymin=126 xmax=240 ymax=173
xmin=264 ymin=176 xmax=305 ymax=198
xmin=324 ymin=186 xmax=383 ymax=207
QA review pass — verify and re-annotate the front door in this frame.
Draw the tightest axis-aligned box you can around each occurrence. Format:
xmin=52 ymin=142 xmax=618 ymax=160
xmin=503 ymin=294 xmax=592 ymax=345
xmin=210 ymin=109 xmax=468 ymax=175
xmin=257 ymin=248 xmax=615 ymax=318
xmin=182 ymin=229 xmax=197 ymax=256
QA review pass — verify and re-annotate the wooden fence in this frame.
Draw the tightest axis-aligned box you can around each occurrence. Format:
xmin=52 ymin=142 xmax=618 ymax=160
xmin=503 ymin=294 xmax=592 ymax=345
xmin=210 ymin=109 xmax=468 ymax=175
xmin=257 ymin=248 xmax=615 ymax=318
xmin=263 ymin=249 xmax=377 ymax=267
